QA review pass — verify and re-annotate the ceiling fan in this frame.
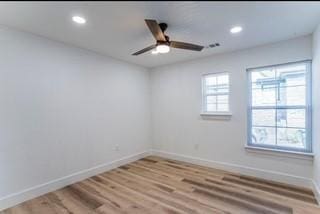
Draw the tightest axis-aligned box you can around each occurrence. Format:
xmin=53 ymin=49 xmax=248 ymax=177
xmin=132 ymin=19 xmax=204 ymax=56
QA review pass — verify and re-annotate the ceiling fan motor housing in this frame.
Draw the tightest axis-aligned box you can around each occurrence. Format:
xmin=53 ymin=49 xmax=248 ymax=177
xmin=157 ymin=40 xmax=170 ymax=46
xmin=159 ymin=23 xmax=170 ymax=42
xmin=159 ymin=23 xmax=168 ymax=32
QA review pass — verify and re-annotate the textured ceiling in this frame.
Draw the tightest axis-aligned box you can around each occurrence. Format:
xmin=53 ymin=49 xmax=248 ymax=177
xmin=0 ymin=1 xmax=320 ymax=68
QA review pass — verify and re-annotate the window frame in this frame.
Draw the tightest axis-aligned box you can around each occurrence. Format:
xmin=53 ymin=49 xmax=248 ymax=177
xmin=201 ymin=72 xmax=231 ymax=115
xmin=247 ymin=60 xmax=312 ymax=153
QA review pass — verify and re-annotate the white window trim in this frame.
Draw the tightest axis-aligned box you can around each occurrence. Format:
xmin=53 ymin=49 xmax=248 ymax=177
xmin=246 ymin=60 xmax=312 ymax=154
xmin=245 ymin=145 xmax=314 ymax=161
xmin=200 ymin=112 xmax=232 ymax=116
xmin=201 ymin=72 xmax=231 ymax=116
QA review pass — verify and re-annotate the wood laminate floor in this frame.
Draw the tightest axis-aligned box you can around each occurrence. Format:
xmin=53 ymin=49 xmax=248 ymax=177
xmin=1 ymin=156 xmax=319 ymax=214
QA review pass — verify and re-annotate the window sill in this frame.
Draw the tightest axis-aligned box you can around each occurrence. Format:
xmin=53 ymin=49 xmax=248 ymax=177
xmin=245 ymin=145 xmax=314 ymax=161
xmin=200 ymin=112 xmax=232 ymax=116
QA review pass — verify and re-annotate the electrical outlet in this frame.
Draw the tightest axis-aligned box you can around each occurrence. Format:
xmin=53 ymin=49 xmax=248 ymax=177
xmin=194 ymin=144 xmax=199 ymax=150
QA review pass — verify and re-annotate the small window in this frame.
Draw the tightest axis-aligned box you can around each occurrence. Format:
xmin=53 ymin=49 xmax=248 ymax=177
xmin=247 ymin=61 xmax=312 ymax=153
xmin=202 ymin=73 xmax=230 ymax=114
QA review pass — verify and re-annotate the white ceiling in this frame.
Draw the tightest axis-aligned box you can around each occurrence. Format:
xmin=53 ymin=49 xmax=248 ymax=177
xmin=1 ymin=1 xmax=320 ymax=68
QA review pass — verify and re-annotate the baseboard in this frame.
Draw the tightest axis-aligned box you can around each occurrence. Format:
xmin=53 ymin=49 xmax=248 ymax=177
xmin=0 ymin=150 xmax=151 ymax=211
xmin=312 ymin=180 xmax=320 ymax=205
xmin=151 ymin=150 xmax=313 ymax=189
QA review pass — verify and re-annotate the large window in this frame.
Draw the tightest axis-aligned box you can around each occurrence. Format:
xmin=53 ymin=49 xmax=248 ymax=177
xmin=247 ymin=61 xmax=312 ymax=153
xmin=202 ymin=73 xmax=230 ymax=113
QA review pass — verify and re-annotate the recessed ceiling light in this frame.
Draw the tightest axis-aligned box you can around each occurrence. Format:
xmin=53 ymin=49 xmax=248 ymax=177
xmin=72 ymin=16 xmax=86 ymax=24
xmin=230 ymin=26 xmax=242 ymax=34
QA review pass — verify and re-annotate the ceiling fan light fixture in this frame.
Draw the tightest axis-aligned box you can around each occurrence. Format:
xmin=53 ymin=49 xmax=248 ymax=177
xmin=156 ymin=44 xmax=170 ymax=53
xmin=151 ymin=49 xmax=159 ymax=55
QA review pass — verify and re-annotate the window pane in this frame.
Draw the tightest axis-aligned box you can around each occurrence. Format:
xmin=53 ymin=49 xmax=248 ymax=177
xmin=206 ymin=85 xmax=228 ymax=94
xmin=276 ymin=64 xmax=307 ymax=86
xmin=276 ymin=64 xmax=306 ymax=73
xmin=217 ymin=103 xmax=228 ymax=111
xmin=277 ymin=68 xmax=306 ymax=87
xmin=276 ymin=65 xmax=306 ymax=106
xmin=252 ymin=87 xmax=276 ymax=106
xmin=277 ymin=109 xmax=305 ymax=128
xmin=277 ymin=128 xmax=306 ymax=149
xmin=252 ymin=109 xmax=275 ymax=126
xmin=217 ymin=75 xmax=229 ymax=85
xmin=217 ymin=95 xmax=228 ymax=104
xmin=206 ymin=104 xmax=216 ymax=112
xmin=206 ymin=76 xmax=217 ymax=86
xmin=251 ymin=69 xmax=275 ymax=82
xmin=252 ymin=127 xmax=276 ymax=146
xmin=278 ymin=86 xmax=305 ymax=106
xmin=206 ymin=96 xmax=216 ymax=104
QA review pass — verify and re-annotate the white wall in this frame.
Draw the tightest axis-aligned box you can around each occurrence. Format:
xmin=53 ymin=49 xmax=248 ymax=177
xmin=313 ymin=24 xmax=320 ymax=199
xmin=0 ymin=26 xmax=151 ymax=208
xmin=0 ymin=24 xmax=318 ymax=210
xmin=151 ymin=35 xmax=314 ymax=186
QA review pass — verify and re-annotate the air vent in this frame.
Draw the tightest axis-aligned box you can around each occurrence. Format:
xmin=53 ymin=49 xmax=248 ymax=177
xmin=204 ymin=43 xmax=220 ymax=49
xmin=208 ymin=43 xmax=220 ymax=48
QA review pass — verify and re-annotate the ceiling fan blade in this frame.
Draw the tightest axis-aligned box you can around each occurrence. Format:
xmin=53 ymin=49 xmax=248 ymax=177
xmin=145 ymin=19 xmax=166 ymax=41
xmin=170 ymin=41 xmax=204 ymax=51
xmin=132 ymin=44 xmax=157 ymax=56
